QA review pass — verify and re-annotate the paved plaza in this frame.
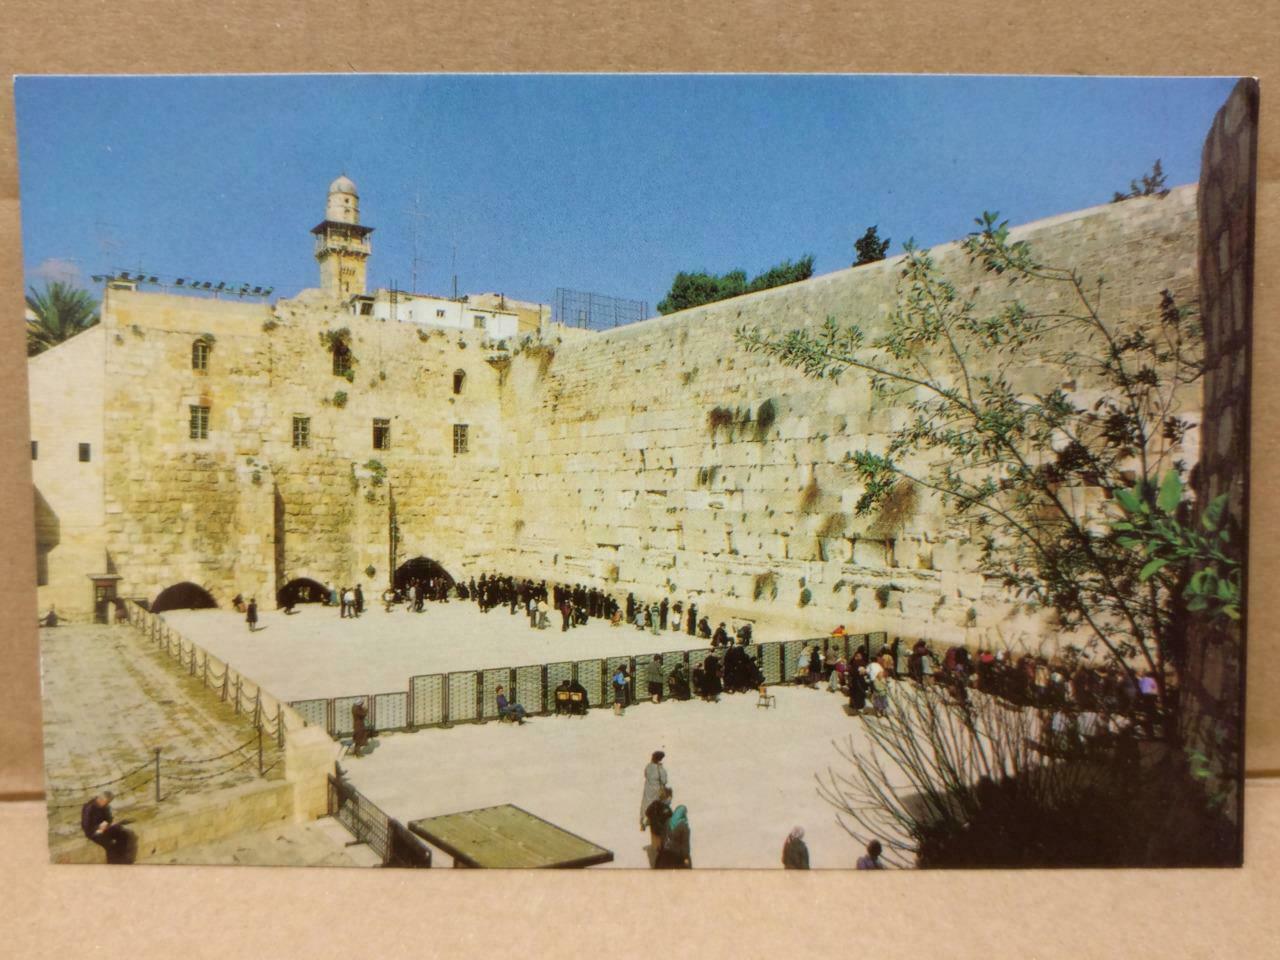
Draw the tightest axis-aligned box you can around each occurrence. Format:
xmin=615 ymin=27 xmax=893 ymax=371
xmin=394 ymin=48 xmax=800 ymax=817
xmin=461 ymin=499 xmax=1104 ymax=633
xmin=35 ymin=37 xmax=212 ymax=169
xmin=40 ymin=623 xmax=284 ymax=844
xmin=163 ymin=602 xmax=744 ymax=701
xmin=344 ymin=683 xmax=897 ymax=869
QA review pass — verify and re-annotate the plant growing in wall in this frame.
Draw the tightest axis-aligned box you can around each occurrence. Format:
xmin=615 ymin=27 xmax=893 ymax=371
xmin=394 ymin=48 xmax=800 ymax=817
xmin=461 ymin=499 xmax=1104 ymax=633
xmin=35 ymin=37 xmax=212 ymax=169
xmin=739 ymin=211 xmax=1207 ymax=735
xmin=332 ymin=390 xmax=348 ymax=408
xmin=1112 ymin=159 xmax=1170 ymax=203
xmin=853 ymin=225 xmax=891 ymax=266
xmin=363 ymin=459 xmax=387 ymax=487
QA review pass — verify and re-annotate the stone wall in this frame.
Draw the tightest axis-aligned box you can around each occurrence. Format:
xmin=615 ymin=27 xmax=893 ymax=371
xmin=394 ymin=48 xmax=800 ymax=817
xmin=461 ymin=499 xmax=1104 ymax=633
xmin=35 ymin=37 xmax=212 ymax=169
xmin=100 ymin=288 xmax=510 ymax=607
xmin=494 ymin=189 xmax=1201 ymax=644
xmin=1185 ymin=78 xmax=1256 ymax=818
xmin=48 ymin=180 xmax=1203 ymax=652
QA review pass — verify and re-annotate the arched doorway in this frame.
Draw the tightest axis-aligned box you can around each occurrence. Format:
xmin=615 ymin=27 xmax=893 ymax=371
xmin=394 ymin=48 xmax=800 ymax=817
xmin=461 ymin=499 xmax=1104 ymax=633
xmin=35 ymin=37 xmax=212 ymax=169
xmin=151 ymin=582 xmax=218 ymax=613
xmin=276 ymin=577 xmax=329 ymax=609
xmin=394 ymin=556 xmax=455 ymax=592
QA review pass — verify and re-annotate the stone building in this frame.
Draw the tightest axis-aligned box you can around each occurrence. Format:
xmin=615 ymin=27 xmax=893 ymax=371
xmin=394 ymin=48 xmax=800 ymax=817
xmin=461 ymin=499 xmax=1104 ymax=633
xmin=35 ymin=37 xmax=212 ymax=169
xmin=30 ymin=173 xmax=1207 ymax=651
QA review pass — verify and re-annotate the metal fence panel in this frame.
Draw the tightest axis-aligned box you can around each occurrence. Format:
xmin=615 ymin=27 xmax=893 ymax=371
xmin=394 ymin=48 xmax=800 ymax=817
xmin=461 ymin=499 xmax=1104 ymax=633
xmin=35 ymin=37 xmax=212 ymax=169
xmin=333 ymin=695 xmax=366 ymax=736
xmin=481 ymin=668 xmax=509 ymax=720
xmin=781 ymin=640 xmax=806 ymax=681
xmin=544 ymin=660 xmax=574 ymax=712
xmin=755 ymin=642 xmax=782 ymax=683
xmin=291 ymin=698 xmax=329 ymax=730
xmin=374 ymin=692 xmax=408 ymax=731
xmin=447 ymin=672 xmax=478 ymax=723
xmin=410 ymin=674 xmax=445 ymax=726
xmin=574 ymin=659 xmax=604 ymax=706
xmin=515 ymin=665 xmax=542 ymax=716
xmin=329 ymin=775 xmax=391 ymax=863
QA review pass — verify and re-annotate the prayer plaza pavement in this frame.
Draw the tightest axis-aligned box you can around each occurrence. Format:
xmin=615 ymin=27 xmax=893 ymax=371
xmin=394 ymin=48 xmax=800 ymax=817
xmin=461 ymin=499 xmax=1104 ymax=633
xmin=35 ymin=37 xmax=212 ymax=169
xmin=346 ymin=685 xmax=890 ymax=869
xmin=164 ymin=601 xmax=902 ymax=868
xmin=163 ymin=601 xmax=771 ymax=701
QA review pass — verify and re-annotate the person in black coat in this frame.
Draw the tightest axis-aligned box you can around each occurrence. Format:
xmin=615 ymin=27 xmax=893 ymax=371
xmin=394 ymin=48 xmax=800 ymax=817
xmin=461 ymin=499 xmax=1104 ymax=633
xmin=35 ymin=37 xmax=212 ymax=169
xmin=81 ymin=792 xmax=133 ymax=864
xmin=701 ymin=653 xmax=722 ymax=701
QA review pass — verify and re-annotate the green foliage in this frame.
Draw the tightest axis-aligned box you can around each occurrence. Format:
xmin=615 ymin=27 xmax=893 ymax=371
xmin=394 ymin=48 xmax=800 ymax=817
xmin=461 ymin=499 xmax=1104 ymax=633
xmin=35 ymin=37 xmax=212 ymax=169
xmin=332 ymin=390 xmax=348 ymax=408
xmin=657 ymin=256 xmax=814 ymax=314
xmin=1112 ymin=471 xmax=1241 ymax=621
xmin=319 ymin=327 xmax=352 ymax=350
xmin=853 ymin=225 xmax=891 ymax=266
xmin=26 ymin=281 xmax=100 ymax=356
xmin=738 ymin=210 xmax=1208 ymax=724
xmin=262 ymin=318 xmax=279 ymax=333
xmin=1111 ymin=159 xmax=1169 ymax=203
xmin=363 ymin=459 xmax=387 ymax=487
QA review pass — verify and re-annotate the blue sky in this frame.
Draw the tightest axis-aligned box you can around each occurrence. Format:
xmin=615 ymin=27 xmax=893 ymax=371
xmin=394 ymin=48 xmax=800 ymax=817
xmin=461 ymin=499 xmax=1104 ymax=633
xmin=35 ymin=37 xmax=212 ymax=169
xmin=15 ymin=74 xmax=1238 ymax=315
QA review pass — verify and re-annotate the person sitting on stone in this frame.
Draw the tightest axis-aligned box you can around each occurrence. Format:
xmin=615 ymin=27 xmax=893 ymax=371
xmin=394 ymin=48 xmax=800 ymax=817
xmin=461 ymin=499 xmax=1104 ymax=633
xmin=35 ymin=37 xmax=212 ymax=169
xmin=712 ymin=622 xmax=730 ymax=647
xmin=697 ymin=616 xmax=712 ymax=640
xmin=495 ymin=685 xmax=527 ymax=724
xmin=667 ymin=663 xmax=691 ymax=701
xmin=81 ymin=791 xmax=134 ymax=864
xmin=40 ymin=607 xmax=59 ymax=628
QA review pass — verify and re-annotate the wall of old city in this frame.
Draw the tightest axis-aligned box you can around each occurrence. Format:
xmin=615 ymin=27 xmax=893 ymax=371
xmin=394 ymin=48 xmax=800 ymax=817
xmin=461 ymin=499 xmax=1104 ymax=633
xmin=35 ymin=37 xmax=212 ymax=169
xmin=100 ymin=288 xmax=508 ymax=610
xmin=494 ymin=188 xmax=1202 ymax=645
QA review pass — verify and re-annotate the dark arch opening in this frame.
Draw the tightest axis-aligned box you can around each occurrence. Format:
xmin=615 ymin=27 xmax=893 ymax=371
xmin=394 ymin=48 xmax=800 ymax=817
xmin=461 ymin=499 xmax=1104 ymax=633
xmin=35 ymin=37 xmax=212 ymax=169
xmin=277 ymin=577 xmax=329 ymax=609
xmin=394 ymin=557 xmax=455 ymax=592
xmin=151 ymin=582 xmax=218 ymax=613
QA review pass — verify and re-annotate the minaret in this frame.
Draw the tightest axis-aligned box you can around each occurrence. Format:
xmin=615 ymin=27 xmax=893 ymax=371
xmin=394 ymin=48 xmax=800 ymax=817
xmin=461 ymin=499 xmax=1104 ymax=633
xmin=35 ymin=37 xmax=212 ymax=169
xmin=312 ymin=175 xmax=374 ymax=297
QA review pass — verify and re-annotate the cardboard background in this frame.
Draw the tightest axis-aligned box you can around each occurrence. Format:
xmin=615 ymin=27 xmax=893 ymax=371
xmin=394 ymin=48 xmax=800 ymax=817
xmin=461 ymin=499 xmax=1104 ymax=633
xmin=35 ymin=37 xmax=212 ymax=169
xmin=1 ymin=2 xmax=1276 ymax=954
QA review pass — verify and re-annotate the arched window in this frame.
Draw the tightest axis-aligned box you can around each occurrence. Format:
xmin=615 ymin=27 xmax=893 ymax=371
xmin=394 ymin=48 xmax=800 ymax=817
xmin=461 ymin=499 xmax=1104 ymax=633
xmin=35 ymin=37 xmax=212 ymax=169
xmin=192 ymin=339 xmax=210 ymax=371
xmin=452 ymin=369 xmax=466 ymax=395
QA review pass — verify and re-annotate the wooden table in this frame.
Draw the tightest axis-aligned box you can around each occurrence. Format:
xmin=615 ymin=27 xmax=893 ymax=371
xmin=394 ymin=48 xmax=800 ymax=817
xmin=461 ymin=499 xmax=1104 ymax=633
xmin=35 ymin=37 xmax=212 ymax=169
xmin=407 ymin=804 xmax=614 ymax=868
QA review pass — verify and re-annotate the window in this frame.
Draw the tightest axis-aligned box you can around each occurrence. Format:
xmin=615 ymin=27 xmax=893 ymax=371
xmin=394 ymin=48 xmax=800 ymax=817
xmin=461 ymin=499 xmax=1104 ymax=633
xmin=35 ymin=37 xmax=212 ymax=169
xmin=189 ymin=405 xmax=210 ymax=440
xmin=78 ymin=443 xmax=91 ymax=463
xmin=473 ymin=314 xmax=486 ymax=330
xmin=333 ymin=343 xmax=352 ymax=377
xmin=453 ymin=424 xmax=469 ymax=455
xmin=30 ymin=441 xmax=37 ymax=461
xmin=192 ymin=339 xmax=210 ymax=371
xmin=373 ymin=418 xmax=391 ymax=450
xmin=452 ymin=369 xmax=466 ymax=395
xmin=292 ymin=416 xmax=311 ymax=449
xmin=436 ymin=308 xmax=446 ymax=318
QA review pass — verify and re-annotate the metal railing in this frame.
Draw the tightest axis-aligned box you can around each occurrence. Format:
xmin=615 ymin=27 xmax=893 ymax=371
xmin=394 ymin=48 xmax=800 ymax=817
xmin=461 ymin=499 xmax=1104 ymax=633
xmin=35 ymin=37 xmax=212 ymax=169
xmin=327 ymin=773 xmax=431 ymax=868
xmin=290 ymin=632 xmax=891 ymax=738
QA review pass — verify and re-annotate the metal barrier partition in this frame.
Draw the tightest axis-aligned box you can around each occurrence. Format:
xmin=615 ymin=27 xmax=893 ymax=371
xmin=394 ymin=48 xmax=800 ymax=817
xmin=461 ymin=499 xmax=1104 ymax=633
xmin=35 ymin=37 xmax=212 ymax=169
xmin=574 ymin=659 xmax=604 ymax=706
xmin=514 ymin=664 xmax=543 ymax=716
xmin=373 ymin=691 xmax=408 ymax=731
xmin=447 ymin=672 xmax=479 ymax=723
xmin=781 ymin=639 xmax=805 ymax=680
xmin=292 ymin=698 xmax=329 ymax=731
xmin=328 ymin=773 xmax=430 ymax=868
xmin=410 ymin=674 xmax=445 ymax=727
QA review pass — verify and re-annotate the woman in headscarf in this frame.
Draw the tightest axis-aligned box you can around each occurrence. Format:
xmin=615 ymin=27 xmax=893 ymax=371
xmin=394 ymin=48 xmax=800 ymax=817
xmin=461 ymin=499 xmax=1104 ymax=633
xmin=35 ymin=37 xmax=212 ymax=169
xmin=640 ymin=750 xmax=669 ymax=830
xmin=656 ymin=805 xmax=691 ymax=869
xmin=848 ymin=650 xmax=868 ymax=713
xmin=781 ymin=826 xmax=810 ymax=869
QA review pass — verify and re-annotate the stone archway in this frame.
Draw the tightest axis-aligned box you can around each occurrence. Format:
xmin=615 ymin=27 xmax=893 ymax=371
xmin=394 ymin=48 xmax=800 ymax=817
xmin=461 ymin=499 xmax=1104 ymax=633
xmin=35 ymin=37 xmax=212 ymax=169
xmin=276 ymin=577 xmax=329 ymax=608
xmin=151 ymin=582 xmax=218 ymax=613
xmin=394 ymin=556 xmax=455 ymax=592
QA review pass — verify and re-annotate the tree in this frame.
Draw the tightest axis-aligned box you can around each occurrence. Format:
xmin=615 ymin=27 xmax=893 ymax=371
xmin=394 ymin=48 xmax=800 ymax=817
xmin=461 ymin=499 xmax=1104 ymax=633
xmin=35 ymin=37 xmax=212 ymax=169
xmin=853 ymin=225 xmax=890 ymax=266
xmin=737 ymin=212 xmax=1207 ymax=730
xmin=1111 ymin=159 xmax=1169 ymax=203
xmin=26 ymin=281 xmax=100 ymax=356
xmin=656 ymin=256 xmax=814 ymax=315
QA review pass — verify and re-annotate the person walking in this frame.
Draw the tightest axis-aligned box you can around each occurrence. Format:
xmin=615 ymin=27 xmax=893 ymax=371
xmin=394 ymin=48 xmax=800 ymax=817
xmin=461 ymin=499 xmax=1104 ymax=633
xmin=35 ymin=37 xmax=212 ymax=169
xmin=655 ymin=805 xmax=692 ymax=869
xmin=245 ymin=597 xmax=258 ymax=632
xmin=782 ymin=826 xmax=810 ymax=869
xmin=640 ymin=750 xmax=669 ymax=830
